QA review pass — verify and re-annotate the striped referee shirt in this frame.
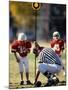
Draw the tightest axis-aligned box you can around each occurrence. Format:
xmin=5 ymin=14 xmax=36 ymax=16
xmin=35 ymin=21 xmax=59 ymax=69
xmin=38 ymin=48 xmax=62 ymax=65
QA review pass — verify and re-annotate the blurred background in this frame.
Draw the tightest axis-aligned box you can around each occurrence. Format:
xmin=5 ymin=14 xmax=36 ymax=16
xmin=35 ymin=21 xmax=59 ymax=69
xmin=9 ymin=1 xmax=66 ymax=43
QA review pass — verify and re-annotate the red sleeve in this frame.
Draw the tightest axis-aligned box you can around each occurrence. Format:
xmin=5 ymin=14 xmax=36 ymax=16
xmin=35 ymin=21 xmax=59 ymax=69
xmin=50 ymin=39 xmax=55 ymax=48
xmin=11 ymin=40 xmax=18 ymax=52
xmin=60 ymin=39 xmax=64 ymax=46
xmin=59 ymin=39 xmax=64 ymax=49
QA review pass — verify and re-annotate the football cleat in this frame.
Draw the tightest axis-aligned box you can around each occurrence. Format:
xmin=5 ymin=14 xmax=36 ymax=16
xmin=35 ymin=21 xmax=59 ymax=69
xmin=26 ymin=80 xmax=33 ymax=85
xmin=20 ymin=81 xmax=24 ymax=85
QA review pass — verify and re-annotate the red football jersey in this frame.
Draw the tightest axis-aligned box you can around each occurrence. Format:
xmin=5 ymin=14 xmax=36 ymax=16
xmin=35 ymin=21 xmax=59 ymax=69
xmin=11 ymin=40 xmax=31 ymax=57
xmin=50 ymin=39 xmax=64 ymax=56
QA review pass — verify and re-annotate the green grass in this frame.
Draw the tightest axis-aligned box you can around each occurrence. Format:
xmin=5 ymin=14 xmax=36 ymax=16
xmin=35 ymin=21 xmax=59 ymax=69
xmin=9 ymin=47 xmax=66 ymax=88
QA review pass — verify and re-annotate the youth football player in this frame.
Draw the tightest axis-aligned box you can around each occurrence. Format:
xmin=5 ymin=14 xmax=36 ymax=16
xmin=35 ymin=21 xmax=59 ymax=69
xmin=11 ymin=33 xmax=32 ymax=85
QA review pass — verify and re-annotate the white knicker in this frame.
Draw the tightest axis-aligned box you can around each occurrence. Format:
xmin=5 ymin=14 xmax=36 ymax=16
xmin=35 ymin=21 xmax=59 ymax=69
xmin=38 ymin=63 xmax=62 ymax=74
xmin=18 ymin=56 xmax=29 ymax=73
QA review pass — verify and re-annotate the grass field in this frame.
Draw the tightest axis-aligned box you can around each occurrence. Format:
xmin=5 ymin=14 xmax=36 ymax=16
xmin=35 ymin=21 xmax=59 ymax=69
xmin=9 ymin=42 xmax=66 ymax=89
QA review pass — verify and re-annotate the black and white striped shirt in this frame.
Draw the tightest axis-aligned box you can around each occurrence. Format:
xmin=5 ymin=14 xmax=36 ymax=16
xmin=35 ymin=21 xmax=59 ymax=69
xmin=38 ymin=48 xmax=62 ymax=65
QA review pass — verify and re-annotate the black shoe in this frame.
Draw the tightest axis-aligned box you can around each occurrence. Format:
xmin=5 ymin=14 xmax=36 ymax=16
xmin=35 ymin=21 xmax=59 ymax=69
xmin=44 ymin=77 xmax=59 ymax=87
xmin=44 ymin=79 xmax=54 ymax=86
xmin=20 ymin=81 xmax=24 ymax=85
xmin=27 ymin=80 xmax=33 ymax=85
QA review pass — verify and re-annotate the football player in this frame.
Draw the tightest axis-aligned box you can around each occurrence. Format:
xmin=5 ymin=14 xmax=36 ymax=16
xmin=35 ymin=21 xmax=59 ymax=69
xmin=11 ymin=33 xmax=32 ymax=85
xmin=50 ymin=31 xmax=65 ymax=57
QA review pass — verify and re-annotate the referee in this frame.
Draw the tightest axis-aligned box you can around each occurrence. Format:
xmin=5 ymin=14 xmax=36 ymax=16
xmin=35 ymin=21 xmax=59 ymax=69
xmin=33 ymin=43 xmax=65 ymax=86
